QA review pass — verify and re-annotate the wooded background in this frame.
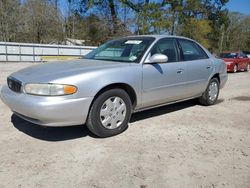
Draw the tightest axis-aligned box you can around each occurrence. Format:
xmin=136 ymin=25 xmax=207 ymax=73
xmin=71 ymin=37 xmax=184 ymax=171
xmin=0 ymin=0 xmax=249 ymax=53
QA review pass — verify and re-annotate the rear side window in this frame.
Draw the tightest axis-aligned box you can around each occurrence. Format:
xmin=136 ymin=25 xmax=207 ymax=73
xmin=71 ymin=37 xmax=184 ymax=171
xmin=240 ymin=52 xmax=247 ymax=58
xmin=179 ymin=39 xmax=208 ymax=61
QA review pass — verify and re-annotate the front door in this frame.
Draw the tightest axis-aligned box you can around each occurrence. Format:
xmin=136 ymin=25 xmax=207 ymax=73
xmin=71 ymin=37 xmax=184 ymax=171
xmin=141 ymin=38 xmax=188 ymax=108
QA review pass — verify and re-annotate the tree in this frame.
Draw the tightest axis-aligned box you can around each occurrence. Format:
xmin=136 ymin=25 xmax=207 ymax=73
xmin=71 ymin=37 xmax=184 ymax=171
xmin=0 ymin=0 xmax=21 ymax=42
xmin=120 ymin=0 xmax=170 ymax=34
xmin=70 ymin=0 xmax=120 ymax=34
xmin=19 ymin=0 xmax=64 ymax=43
xmin=168 ymin=0 xmax=229 ymax=51
xmin=50 ymin=0 xmax=59 ymax=11
xmin=178 ymin=18 xmax=211 ymax=48
xmin=84 ymin=14 xmax=110 ymax=45
xmin=2 ymin=0 xmax=245 ymax=52
xmin=162 ymin=0 xmax=184 ymax=35
xmin=222 ymin=12 xmax=250 ymax=51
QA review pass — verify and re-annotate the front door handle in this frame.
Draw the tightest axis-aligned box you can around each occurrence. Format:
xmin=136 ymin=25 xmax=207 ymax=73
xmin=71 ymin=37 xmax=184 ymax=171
xmin=206 ymin=65 xmax=212 ymax=69
xmin=177 ymin=69 xmax=184 ymax=74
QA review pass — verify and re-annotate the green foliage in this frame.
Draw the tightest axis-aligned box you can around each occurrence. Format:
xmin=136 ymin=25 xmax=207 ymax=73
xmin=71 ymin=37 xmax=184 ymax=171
xmin=136 ymin=3 xmax=170 ymax=34
xmin=1 ymin=0 xmax=249 ymax=53
xmin=179 ymin=18 xmax=211 ymax=48
xmin=222 ymin=12 xmax=250 ymax=51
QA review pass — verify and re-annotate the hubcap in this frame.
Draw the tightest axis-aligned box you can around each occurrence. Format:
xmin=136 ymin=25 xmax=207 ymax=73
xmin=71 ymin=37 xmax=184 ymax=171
xmin=233 ymin=65 xmax=237 ymax=73
xmin=100 ymin=96 xmax=126 ymax=129
xmin=208 ymin=82 xmax=218 ymax=101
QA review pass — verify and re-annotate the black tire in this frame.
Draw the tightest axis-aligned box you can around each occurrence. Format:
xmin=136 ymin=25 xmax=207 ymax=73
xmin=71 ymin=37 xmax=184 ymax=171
xmin=199 ymin=78 xmax=220 ymax=106
xmin=86 ymin=88 xmax=132 ymax=138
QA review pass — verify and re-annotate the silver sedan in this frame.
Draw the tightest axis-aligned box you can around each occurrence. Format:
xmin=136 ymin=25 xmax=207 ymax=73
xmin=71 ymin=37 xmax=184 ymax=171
xmin=0 ymin=35 xmax=228 ymax=137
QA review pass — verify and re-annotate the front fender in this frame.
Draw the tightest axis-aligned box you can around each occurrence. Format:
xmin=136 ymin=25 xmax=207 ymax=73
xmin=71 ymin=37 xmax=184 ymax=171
xmin=53 ymin=63 xmax=143 ymax=107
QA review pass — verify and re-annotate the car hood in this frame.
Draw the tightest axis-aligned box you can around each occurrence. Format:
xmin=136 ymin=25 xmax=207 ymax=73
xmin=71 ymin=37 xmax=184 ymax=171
xmin=10 ymin=59 xmax=131 ymax=83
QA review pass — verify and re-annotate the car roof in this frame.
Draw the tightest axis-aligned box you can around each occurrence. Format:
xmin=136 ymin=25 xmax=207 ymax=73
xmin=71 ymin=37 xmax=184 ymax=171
xmin=124 ymin=34 xmax=213 ymax=58
xmin=125 ymin=34 xmax=194 ymax=41
xmin=221 ymin=51 xmax=239 ymax=53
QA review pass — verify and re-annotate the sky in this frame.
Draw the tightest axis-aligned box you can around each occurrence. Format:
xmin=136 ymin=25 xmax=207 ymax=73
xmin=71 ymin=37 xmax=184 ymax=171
xmin=59 ymin=0 xmax=250 ymax=17
xmin=226 ymin=0 xmax=250 ymax=15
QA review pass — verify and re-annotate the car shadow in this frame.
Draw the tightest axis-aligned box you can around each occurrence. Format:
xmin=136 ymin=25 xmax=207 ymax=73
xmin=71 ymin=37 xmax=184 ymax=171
xmin=130 ymin=100 xmax=196 ymax=123
xmin=11 ymin=99 xmax=204 ymax=141
xmin=11 ymin=114 xmax=97 ymax=141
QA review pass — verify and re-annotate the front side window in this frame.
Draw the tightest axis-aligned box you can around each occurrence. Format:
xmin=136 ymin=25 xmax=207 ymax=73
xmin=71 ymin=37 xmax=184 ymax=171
xmin=84 ymin=37 xmax=155 ymax=63
xmin=150 ymin=38 xmax=178 ymax=62
xmin=179 ymin=39 xmax=208 ymax=61
xmin=240 ymin=52 xmax=247 ymax=58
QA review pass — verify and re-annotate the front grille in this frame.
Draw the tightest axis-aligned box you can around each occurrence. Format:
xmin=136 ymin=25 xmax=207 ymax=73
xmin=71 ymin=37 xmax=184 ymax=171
xmin=7 ymin=77 xmax=22 ymax=93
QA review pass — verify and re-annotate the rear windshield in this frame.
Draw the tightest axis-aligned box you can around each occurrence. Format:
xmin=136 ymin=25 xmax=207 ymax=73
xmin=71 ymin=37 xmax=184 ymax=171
xmin=220 ymin=53 xmax=237 ymax=58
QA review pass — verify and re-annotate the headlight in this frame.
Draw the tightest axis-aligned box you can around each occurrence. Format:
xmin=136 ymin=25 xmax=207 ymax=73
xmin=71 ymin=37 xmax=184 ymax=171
xmin=225 ymin=61 xmax=233 ymax=64
xmin=24 ymin=83 xmax=77 ymax=96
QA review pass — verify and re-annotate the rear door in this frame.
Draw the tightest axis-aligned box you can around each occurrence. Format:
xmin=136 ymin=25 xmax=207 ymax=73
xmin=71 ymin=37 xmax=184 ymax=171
xmin=177 ymin=39 xmax=213 ymax=97
xmin=141 ymin=38 xmax=187 ymax=108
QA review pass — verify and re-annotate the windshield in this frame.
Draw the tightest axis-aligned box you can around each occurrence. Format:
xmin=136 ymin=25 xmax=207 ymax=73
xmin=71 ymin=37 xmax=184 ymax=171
xmin=84 ymin=37 xmax=155 ymax=63
xmin=220 ymin=52 xmax=238 ymax=58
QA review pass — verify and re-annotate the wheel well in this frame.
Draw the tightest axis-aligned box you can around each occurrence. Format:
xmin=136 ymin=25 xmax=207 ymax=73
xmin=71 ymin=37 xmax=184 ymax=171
xmin=211 ymin=73 xmax=220 ymax=83
xmin=92 ymin=83 xmax=137 ymax=109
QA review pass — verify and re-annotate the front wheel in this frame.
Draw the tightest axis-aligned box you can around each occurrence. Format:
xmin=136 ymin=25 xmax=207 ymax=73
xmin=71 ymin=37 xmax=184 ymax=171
xmin=86 ymin=89 xmax=132 ymax=138
xmin=245 ymin=63 xmax=250 ymax=72
xmin=199 ymin=78 xmax=220 ymax=106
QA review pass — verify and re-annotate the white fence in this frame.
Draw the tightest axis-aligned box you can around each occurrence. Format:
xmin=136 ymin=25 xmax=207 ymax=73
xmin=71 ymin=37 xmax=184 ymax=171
xmin=0 ymin=42 xmax=97 ymax=62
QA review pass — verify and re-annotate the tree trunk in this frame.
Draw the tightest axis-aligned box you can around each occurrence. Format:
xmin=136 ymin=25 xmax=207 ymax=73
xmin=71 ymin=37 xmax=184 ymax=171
xmin=108 ymin=0 xmax=118 ymax=34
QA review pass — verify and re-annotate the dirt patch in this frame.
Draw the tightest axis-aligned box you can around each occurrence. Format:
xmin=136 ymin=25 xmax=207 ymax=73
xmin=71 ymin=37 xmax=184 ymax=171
xmin=0 ymin=63 xmax=250 ymax=188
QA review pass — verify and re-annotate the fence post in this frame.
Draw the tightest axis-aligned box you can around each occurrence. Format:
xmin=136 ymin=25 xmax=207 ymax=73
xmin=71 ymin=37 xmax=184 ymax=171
xmin=5 ymin=42 xmax=8 ymax=63
xmin=19 ymin=44 xmax=21 ymax=62
xmin=33 ymin=46 xmax=35 ymax=62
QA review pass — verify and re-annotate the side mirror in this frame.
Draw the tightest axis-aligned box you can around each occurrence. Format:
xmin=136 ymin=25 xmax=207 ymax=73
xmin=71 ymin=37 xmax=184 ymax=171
xmin=145 ymin=54 xmax=168 ymax=64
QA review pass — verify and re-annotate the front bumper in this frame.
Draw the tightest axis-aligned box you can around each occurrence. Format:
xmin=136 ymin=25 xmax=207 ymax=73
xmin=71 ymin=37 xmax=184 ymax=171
xmin=0 ymin=85 xmax=93 ymax=126
xmin=226 ymin=63 xmax=234 ymax=72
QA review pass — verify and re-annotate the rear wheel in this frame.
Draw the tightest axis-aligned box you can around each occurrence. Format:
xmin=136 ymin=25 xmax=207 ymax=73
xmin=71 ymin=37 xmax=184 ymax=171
xmin=86 ymin=88 xmax=132 ymax=138
xmin=233 ymin=64 xmax=237 ymax=73
xmin=199 ymin=78 xmax=220 ymax=106
xmin=245 ymin=63 xmax=250 ymax=72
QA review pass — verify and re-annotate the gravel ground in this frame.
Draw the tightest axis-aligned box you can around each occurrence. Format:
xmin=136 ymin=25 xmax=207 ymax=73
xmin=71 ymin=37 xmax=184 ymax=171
xmin=0 ymin=62 xmax=249 ymax=188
